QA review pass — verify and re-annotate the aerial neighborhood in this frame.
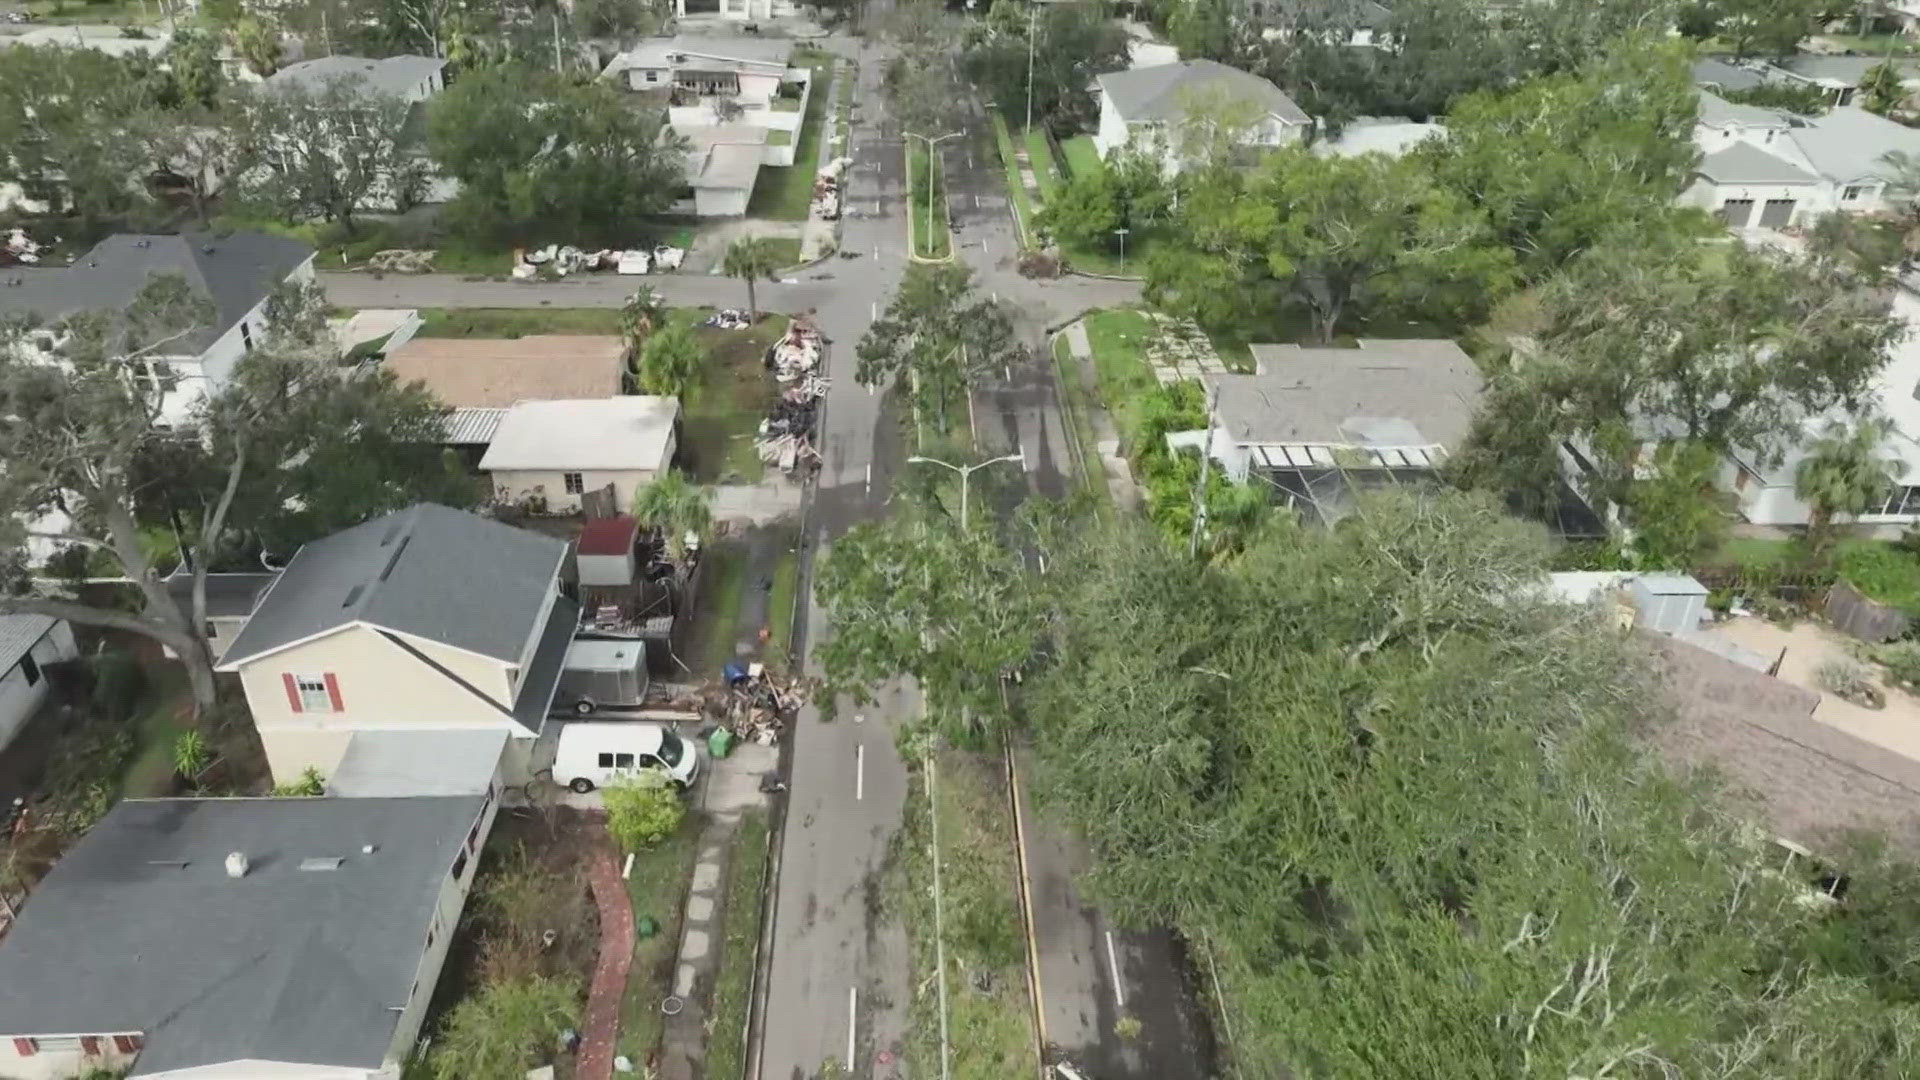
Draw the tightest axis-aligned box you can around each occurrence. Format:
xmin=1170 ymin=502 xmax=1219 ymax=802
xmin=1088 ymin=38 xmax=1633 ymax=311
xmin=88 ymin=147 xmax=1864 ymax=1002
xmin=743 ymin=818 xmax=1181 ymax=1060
xmin=13 ymin=0 xmax=1920 ymax=1077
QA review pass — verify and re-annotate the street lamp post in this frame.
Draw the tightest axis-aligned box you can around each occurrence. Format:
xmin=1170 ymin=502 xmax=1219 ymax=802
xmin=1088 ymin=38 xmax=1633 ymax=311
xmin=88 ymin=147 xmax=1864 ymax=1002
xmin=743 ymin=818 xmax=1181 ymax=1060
xmin=906 ymin=452 xmax=1025 ymax=530
xmin=1025 ymin=4 xmax=1038 ymax=133
xmin=1114 ymin=227 xmax=1130 ymax=273
xmin=904 ymin=130 xmax=962 ymax=256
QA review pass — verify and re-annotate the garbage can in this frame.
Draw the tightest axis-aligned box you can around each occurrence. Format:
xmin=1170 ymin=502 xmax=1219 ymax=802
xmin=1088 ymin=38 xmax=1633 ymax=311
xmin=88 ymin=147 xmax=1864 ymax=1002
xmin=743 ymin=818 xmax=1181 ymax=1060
xmin=708 ymin=727 xmax=736 ymax=760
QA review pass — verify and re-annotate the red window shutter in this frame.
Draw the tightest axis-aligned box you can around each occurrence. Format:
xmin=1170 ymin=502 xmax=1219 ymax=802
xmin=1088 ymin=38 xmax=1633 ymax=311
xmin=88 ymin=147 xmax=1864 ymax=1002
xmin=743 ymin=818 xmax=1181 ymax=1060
xmin=12 ymin=1037 xmax=35 ymax=1055
xmin=111 ymin=1033 xmax=140 ymax=1053
xmin=323 ymin=673 xmax=344 ymax=712
xmin=282 ymin=673 xmax=303 ymax=713
xmin=80 ymin=1036 xmax=99 ymax=1055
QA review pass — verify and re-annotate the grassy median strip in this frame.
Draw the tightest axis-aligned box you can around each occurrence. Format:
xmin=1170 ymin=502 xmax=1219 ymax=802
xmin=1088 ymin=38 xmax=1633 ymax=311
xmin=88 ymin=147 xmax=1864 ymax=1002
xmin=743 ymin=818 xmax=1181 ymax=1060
xmin=906 ymin=143 xmax=953 ymax=260
xmin=706 ymin=810 xmax=771 ymax=1080
xmin=1051 ymin=334 xmax=1114 ymax=517
xmin=893 ymin=752 xmax=1040 ymax=1080
xmin=1025 ymin=128 xmax=1062 ymax=201
xmin=989 ymin=111 xmax=1037 ymax=247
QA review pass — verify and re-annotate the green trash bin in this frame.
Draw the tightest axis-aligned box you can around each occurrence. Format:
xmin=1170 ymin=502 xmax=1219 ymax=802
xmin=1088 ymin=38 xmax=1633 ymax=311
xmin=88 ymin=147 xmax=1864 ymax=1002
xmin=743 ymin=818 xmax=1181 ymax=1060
xmin=708 ymin=727 xmax=735 ymax=760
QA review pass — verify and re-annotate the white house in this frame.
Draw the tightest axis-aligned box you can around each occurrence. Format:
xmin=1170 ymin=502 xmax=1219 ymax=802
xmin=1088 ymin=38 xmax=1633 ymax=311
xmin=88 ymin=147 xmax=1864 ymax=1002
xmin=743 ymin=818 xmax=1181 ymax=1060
xmin=0 ymin=231 xmax=317 ymax=426
xmin=1091 ymin=59 xmax=1311 ymax=175
xmin=0 ymin=788 xmax=499 ymax=1080
xmin=0 ymin=615 xmax=76 ymax=756
xmin=1723 ymin=289 xmax=1920 ymax=531
xmin=214 ymin=503 xmax=577 ymax=787
xmin=602 ymin=36 xmax=812 ymax=183
xmin=1685 ymin=91 xmax=1920 ymax=229
xmin=481 ymin=397 xmax=681 ymax=515
xmin=671 ymin=0 xmax=795 ymax=22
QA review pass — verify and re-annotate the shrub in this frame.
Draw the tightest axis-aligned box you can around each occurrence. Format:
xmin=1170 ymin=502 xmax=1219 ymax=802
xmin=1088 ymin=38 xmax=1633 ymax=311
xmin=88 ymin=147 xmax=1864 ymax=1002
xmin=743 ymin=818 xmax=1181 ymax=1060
xmin=603 ymin=773 xmax=685 ymax=851
xmin=1817 ymin=660 xmax=1885 ymax=708
xmin=428 ymin=975 xmax=579 ymax=1080
xmin=1877 ymin=641 xmax=1920 ymax=688
xmin=270 ymin=767 xmax=325 ymax=796
xmin=90 ymin=650 xmax=146 ymax=723
xmin=1839 ymin=544 xmax=1920 ymax=613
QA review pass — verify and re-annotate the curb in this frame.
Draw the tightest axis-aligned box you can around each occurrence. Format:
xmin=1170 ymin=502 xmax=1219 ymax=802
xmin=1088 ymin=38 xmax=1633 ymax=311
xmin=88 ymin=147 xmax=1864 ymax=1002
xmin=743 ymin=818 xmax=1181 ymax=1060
xmin=1004 ymin=736 xmax=1051 ymax=1078
xmin=1066 ymin=269 xmax=1145 ymax=283
xmin=904 ymin=143 xmax=958 ymax=264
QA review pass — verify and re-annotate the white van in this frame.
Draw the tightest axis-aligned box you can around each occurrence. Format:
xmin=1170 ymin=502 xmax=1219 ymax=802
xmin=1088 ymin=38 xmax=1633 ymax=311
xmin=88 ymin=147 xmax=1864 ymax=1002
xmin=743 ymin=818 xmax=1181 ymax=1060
xmin=553 ymin=722 xmax=700 ymax=793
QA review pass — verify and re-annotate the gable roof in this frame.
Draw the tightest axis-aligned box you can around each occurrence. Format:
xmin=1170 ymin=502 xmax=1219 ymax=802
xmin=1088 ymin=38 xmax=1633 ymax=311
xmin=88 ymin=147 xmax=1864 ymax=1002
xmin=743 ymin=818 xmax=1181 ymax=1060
xmin=0 ymin=615 xmax=54 ymax=674
xmin=0 ymin=795 xmax=484 ymax=1073
xmin=577 ymin=516 xmax=641 ymax=557
xmin=0 ymin=231 xmax=315 ymax=356
xmin=265 ymin=54 xmax=445 ymax=97
xmin=1693 ymin=57 xmax=1769 ymax=93
xmin=1785 ymin=105 xmax=1920 ymax=183
xmin=1645 ymin=633 xmax=1920 ymax=856
xmin=1210 ymin=339 xmax=1482 ymax=449
xmin=479 ymin=397 xmax=681 ymax=472
xmin=217 ymin=504 xmax=567 ymax=668
xmin=1775 ymin=54 xmax=1920 ymax=88
xmin=1096 ymin=59 xmax=1310 ymax=126
xmin=1696 ymin=89 xmax=1791 ymax=129
xmin=1695 ymin=141 xmax=1820 ymax=185
xmin=383 ymin=336 xmax=628 ymax=408
xmin=327 ymin=728 xmax=507 ymax=797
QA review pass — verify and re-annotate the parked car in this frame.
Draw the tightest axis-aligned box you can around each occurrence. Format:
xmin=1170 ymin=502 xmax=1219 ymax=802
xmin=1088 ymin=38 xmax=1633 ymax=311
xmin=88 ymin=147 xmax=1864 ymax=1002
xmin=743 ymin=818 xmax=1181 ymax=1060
xmin=557 ymin=638 xmax=649 ymax=715
xmin=553 ymin=721 xmax=698 ymax=793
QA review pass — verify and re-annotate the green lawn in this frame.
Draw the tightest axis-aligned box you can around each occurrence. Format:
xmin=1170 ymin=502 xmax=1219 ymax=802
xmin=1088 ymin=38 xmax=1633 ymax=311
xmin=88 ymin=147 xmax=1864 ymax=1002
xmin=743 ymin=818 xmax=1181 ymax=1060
xmin=747 ymin=60 xmax=834 ymax=221
xmin=1025 ymin=128 xmax=1064 ymax=200
xmin=24 ymin=0 xmax=157 ymax=24
xmin=760 ymin=236 xmax=803 ymax=268
xmin=906 ymin=143 xmax=952 ymax=260
xmin=705 ymin=810 xmax=771 ymax=1080
xmin=1059 ymin=135 xmax=1103 ymax=179
xmin=693 ymin=540 xmax=752 ymax=675
xmin=119 ymin=666 xmax=190 ymax=799
xmin=413 ymin=308 xmax=625 ymax=338
xmin=989 ymin=111 xmax=1037 ymax=247
xmin=763 ymin=548 xmax=801 ymax=669
xmin=1082 ymin=309 xmax=1160 ymax=445
xmin=618 ymin=815 xmax=703 ymax=1065
xmin=1051 ymin=334 xmax=1114 ymax=517
xmin=1062 ymin=229 xmax=1161 ymax=278
xmin=672 ymin=311 xmax=787 ymax=482
xmin=768 ymin=129 xmax=793 ymax=146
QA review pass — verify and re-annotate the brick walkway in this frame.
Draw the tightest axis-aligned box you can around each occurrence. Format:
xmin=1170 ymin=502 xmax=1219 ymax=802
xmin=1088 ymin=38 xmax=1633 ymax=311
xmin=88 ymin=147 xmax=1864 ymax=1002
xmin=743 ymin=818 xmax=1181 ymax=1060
xmin=579 ymin=840 xmax=636 ymax=1080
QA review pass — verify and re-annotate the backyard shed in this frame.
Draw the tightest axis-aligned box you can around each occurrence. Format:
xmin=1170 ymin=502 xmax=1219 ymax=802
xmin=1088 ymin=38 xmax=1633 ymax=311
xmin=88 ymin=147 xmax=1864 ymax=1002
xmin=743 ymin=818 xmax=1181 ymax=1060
xmin=1630 ymin=574 xmax=1710 ymax=636
xmin=481 ymin=398 xmax=681 ymax=515
xmin=0 ymin=615 xmax=75 ymax=755
xmin=577 ymin=516 xmax=641 ymax=587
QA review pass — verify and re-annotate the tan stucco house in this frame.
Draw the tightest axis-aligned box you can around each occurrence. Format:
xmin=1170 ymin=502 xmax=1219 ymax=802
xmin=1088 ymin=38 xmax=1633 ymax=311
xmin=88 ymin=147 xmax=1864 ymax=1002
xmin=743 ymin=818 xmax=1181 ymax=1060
xmin=215 ymin=503 xmax=577 ymax=788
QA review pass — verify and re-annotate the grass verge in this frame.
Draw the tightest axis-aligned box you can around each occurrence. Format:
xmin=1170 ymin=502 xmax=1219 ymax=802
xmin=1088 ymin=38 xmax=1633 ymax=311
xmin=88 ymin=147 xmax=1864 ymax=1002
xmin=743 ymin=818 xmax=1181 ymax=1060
xmin=906 ymin=143 xmax=953 ymax=260
xmin=672 ymin=310 xmax=787 ymax=482
xmin=1063 ymin=228 xmax=1162 ymax=278
xmin=1025 ymin=128 xmax=1063 ymax=200
xmin=1051 ymin=334 xmax=1114 ymax=517
xmin=748 ymin=60 xmax=835 ymax=220
xmin=1059 ymin=135 xmax=1102 ymax=179
xmin=619 ymin=814 xmax=704 ymax=1065
xmin=988 ymin=111 xmax=1036 ymax=248
xmin=893 ymin=751 xmax=1040 ymax=1080
xmin=761 ymin=236 xmax=803 ymax=268
xmin=414 ymin=307 xmax=625 ymax=338
xmin=1083 ymin=308 xmax=1160 ymax=446
xmin=706 ymin=810 xmax=772 ymax=1080
xmin=763 ymin=547 xmax=801 ymax=669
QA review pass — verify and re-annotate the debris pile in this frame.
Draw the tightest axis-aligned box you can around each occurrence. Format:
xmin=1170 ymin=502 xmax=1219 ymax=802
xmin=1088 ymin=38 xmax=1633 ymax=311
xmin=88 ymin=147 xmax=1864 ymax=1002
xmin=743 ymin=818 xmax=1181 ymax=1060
xmin=510 ymin=244 xmax=687 ymax=279
xmin=813 ymin=157 xmax=852 ymax=221
xmin=652 ymin=666 xmax=810 ymax=745
xmin=756 ymin=318 xmax=826 ymax=475
xmin=1 ymin=228 xmax=43 ymax=266
xmin=365 ymin=248 xmax=437 ymax=273
xmin=703 ymin=308 xmax=753 ymax=330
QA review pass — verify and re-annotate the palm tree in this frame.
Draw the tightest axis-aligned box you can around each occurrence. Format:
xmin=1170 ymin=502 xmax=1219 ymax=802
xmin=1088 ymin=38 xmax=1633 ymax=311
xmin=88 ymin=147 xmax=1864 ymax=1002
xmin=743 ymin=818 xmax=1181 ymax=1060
xmin=1795 ymin=417 xmax=1899 ymax=562
xmin=621 ymin=284 xmax=667 ymax=354
xmin=634 ymin=322 xmax=703 ymax=398
xmin=722 ymin=236 xmax=781 ymax=321
xmin=631 ymin=470 xmax=713 ymax=557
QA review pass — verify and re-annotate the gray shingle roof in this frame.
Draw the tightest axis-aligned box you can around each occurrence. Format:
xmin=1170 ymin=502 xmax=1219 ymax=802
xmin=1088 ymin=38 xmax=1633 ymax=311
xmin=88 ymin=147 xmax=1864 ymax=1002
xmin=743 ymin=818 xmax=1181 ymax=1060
xmin=1776 ymin=54 xmax=1920 ymax=88
xmin=1693 ymin=57 xmax=1769 ymax=93
xmin=1787 ymin=105 xmax=1920 ymax=183
xmin=164 ymin=570 xmax=281 ymax=620
xmin=1696 ymin=89 xmax=1790 ymax=129
xmin=265 ymin=54 xmax=446 ymax=97
xmin=1210 ymin=339 xmax=1483 ymax=449
xmin=0 ymin=796 xmax=485 ymax=1072
xmin=0 ymin=615 xmax=53 ymax=674
xmin=327 ymin=728 xmax=507 ymax=797
xmin=0 ymin=231 xmax=315 ymax=356
xmin=217 ymin=503 xmax=567 ymax=668
xmin=1096 ymin=59 xmax=1309 ymax=126
xmin=1695 ymin=141 xmax=1820 ymax=185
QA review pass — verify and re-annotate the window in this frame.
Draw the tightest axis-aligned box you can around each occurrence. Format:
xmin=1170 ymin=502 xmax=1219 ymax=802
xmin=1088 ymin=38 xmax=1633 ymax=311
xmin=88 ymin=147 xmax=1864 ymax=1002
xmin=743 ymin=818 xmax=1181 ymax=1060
xmin=659 ymin=730 xmax=685 ymax=767
xmin=645 ymin=70 xmax=659 ymax=82
xmin=451 ymin=848 xmax=468 ymax=880
xmin=614 ymin=752 xmax=636 ymax=768
xmin=597 ymin=751 xmax=615 ymax=768
xmin=563 ymin=472 xmax=585 ymax=494
xmin=18 ymin=652 xmax=38 ymax=687
xmin=240 ymin=321 xmax=253 ymax=351
xmin=110 ymin=1035 xmax=142 ymax=1054
xmin=11 ymin=1038 xmax=35 ymax=1056
xmin=1875 ymin=486 xmax=1920 ymax=517
xmin=1844 ymin=185 xmax=1865 ymax=201
xmin=294 ymin=675 xmax=335 ymax=713
xmin=34 ymin=1037 xmax=82 ymax=1053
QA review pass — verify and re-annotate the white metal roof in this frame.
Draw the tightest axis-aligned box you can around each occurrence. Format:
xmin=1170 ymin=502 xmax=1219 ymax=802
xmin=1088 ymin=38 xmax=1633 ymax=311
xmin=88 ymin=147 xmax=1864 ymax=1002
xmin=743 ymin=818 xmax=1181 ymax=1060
xmin=0 ymin=614 xmax=54 ymax=672
xmin=442 ymin=407 xmax=507 ymax=445
xmin=566 ymin=638 xmax=647 ymax=670
xmin=479 ymin=397 xmax=680 ymax=473
xmin=1248 ymin=444 xmax=1448 ymax=470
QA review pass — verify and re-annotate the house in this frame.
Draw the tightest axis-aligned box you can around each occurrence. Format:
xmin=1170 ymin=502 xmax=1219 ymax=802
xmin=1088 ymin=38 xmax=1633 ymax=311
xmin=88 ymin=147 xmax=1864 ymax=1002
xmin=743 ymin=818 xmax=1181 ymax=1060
xmin=481 ymin=398 xmax=681 ymax=514
xmin=0 ymin=615 xmax=76 ymax=756
xmin=1685 ymin=91 xmax=1920 ymax=228
xmin=1769 ymin=54 xmax=1920 ymax=108
xmin=0 ymin=231 xmax=316 ymax=425
xmin=1723 ymin=289 xmax=1920 ymax=530
xmin=1313 ymin=116 xmax=1445 ymax=157
xmin=1252 ymin=0 xmax=1396 ymax=47
xmin=264 ymin=54 xmax=447 ymax=104
xmin=1091 ymin=59 xmax=1311 ymax=175
xmin=604 ymin=35 xmax=795 ymax=103
xmin=1692 ymin=57 xmax=1772 ymax=95
xmin=213 ymin=503 xmax=577 ymax=787
xmin=163 ymin=570 xmax=281 ymax=662
xmin=681 ymin=124 xmax=771 ymax=216
xmin=668 ymin=0 xmax=796 ymax=23
xmin=602 ymin=36 xmax=813 ymax=179
xmin=0 ymin=791 xmax=498 ymax=1080
xmin=383 ymin=335 xmax=629 ymax=409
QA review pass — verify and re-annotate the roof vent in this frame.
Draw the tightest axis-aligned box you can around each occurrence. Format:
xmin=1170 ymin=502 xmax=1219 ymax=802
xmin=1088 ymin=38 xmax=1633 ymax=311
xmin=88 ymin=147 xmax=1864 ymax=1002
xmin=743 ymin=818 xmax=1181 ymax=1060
xmin=362 ymin=844 xmax=377 ymax=855
xmin=225 ymin=851 xmax=250 ymax=879
xmin=299 ymin=856 xmax=345 ymax=872
xmin=134 ymin=239 xmax=151 ymax=248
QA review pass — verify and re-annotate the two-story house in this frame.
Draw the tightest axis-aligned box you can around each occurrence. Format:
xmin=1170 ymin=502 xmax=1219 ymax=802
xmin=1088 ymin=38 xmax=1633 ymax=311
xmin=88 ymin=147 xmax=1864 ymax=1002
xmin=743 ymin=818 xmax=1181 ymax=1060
xmin=0 ymin=230 xmax=317 ymax=425
xmin=215 ymin=503 xmax=577 ymax=788
xmin=1091 ymin=59 xmax=1311 ymax=175
xmin=1684 ymin=90 xmax=1920 ymax=229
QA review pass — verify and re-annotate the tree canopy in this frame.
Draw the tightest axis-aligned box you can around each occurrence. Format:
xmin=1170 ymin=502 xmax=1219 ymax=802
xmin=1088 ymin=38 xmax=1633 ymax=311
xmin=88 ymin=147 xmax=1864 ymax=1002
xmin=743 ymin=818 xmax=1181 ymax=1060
xmin=962 ymin=0 xmax=1130 ymax=131
xmin=855 ymin=263 xmax=1019 ymax=434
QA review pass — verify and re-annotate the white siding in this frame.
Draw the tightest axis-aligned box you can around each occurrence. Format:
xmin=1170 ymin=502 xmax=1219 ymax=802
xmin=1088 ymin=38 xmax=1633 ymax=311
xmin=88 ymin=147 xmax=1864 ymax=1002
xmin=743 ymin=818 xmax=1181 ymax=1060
xmin=487 ymin=466 xmax=669 ymax=514
xmin=1093 ymin=92 xmax=1130 ymax=162
xmin=0 ymin=620 xmax=75 ymax=754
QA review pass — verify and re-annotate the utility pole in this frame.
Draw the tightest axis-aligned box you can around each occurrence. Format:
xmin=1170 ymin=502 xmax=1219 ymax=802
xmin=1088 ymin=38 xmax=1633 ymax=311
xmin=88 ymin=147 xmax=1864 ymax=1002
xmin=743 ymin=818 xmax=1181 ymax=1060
xmin=553 ymin=11 xmax=564 ymax=75
xmin=904 ymin=131 xmax=961 ymax=256
xmin=1025 ymin=4 xmax=1037 ymax=132
xmin=1188 ymin=383 xmax=1220 ymax=559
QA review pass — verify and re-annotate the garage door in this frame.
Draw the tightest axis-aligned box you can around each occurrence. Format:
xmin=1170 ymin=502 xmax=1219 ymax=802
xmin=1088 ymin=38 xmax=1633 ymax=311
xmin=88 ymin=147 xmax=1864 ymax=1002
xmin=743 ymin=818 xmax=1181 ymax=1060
xmin=1759 ymin=199 xmax=1795 ymax=228
xmin=1719 ymin=199 xmax=1755 ymax=226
